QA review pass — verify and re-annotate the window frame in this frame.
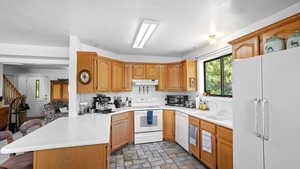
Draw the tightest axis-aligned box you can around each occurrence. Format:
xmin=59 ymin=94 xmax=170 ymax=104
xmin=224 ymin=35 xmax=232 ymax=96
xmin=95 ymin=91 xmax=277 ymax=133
xmin=203 ymin=53 xmax=233 ymax=97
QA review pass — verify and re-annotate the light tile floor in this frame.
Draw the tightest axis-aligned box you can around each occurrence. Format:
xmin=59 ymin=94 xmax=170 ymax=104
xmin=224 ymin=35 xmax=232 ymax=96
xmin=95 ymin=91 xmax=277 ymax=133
xmin=110 ymin=141 xmax=207 ymax=169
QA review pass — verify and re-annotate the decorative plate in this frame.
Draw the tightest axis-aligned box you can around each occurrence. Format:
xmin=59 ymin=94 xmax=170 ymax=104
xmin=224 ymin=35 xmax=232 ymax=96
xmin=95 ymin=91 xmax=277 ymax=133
xmin=287 ymin=30 xmax=300 ymax=49
xmin=79 ymin=69 xmax=91 ymax=84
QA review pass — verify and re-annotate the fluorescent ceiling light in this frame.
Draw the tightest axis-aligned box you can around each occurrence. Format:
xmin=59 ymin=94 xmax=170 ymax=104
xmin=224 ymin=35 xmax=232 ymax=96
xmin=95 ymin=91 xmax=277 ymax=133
xmin=133 ymin=20 xmax=159 ymax=49
xmin=3 ymin=62 xmax=25 ymax=65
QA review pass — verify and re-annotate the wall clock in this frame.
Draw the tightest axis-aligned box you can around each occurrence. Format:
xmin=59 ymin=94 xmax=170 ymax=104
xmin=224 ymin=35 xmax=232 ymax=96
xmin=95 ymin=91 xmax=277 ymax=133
xmin=79 ymin=69 xmax=91 ymax=84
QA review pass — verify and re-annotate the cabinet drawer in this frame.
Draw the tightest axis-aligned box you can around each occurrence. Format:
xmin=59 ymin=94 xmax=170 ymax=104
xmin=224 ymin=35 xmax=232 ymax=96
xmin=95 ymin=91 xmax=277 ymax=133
xmin=112 ymin=112 xmax=128 ymax=123
xmin=201 ymin=120 xmax=216 ymax=134
xmin=217 ymin=126 xmax=233 ymax=142
xmin=189 ymin=116 xmax=200 ymax=125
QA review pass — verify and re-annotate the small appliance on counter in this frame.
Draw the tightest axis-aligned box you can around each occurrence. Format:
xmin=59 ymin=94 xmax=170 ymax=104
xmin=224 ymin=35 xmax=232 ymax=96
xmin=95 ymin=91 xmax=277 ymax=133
xmin=165 ymin=95 xmax=189 ymax=107
xmin=92 ymin=94 xmax=114 ymax=114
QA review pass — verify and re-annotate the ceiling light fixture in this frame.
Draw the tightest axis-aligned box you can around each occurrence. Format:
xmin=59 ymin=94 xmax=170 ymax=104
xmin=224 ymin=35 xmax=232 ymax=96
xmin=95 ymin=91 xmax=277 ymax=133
xmin=209 ymin=34 xmax=217 ymax=45
xmin=133 ymin=19 xmax=159 ymax=49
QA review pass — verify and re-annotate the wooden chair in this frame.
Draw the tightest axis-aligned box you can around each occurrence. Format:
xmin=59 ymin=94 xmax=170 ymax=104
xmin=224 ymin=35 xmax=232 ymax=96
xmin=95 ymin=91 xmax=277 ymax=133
xmin=0 ymin=119 xmax=43 ymax=169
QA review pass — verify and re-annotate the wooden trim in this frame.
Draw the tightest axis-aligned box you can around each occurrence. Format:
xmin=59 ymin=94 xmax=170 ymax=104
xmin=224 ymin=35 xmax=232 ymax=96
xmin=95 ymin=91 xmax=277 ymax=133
xmin=229 ymin=12 xmax=300 ymax=45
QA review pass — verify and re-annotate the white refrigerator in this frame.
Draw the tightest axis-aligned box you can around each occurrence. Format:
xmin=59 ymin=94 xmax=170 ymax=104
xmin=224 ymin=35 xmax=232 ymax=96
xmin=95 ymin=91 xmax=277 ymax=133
xmin=233 ymin=47 xmax=300 ymax=169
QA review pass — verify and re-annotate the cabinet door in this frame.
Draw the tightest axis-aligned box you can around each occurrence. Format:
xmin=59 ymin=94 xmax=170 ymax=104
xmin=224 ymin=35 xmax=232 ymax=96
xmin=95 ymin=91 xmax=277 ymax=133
xmin=200 ymin=121 xmax=217 ymax=169
xmin=146 ymin=64 xmax=160 ymax=80
xmin=163 ymin=110 xmax=175 ymax=141
xmin=132 ymin=64 xmax=145 ymax=79
xmin=123 ymin=64 xmax=132 ymax=91
xmin=166 ymin=64 xmax=182 ymax=90
xmin=232 ymin=36 xmax=260 ymax=59
xmin=111 ymin=113 xmax=129 ymax=152
xmin=96 ymin=58 xmax=112 ymax=92
xmin=62 ymin=82 xmax=69 ymax=100
xmin=189 ymin=116 xmax=200 ymax=160
xmin=51 ymin=81 xmax=62 ymax=101
xmin=128 ymin=111 xmax=134 ymax=143
xmin=183 ymin=60 xmax=197 ymax=91
xmin=158 ymin=65 xmax=167 ymax=90
xmin=111 ymin=61 xmax=124 ymax=91
xmin=77 ymin=52 xmax=96 ymax=93
xmin=217 ymin=126 xmax=233 ymax=169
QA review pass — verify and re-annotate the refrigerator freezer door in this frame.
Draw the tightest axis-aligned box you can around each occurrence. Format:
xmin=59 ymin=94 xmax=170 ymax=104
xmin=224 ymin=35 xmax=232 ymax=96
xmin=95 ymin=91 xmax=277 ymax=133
xmin=233 ymin=56 xmax=264 ymax=169
xmin=262 ymin=48 xmax=300 ymax=169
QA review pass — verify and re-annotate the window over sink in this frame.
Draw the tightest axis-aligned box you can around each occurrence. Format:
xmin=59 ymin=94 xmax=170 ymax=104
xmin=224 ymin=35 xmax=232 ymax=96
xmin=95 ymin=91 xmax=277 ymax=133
xmin=204 ymin=54 xmax=232 ymax=97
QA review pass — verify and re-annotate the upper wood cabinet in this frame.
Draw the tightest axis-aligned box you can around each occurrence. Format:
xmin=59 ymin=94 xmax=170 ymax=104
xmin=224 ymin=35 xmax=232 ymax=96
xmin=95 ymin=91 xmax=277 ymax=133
xmin=77 ymin=52 xmax=97 ymax=93
xmin=96 ymin=57 xmax=112 ymax=92
xmin=217 ymin=126 xmax=233 ymax=169
xmin=132 ymin=64 xmax=146 ymax=79
xmin=232 ymin=36 xmax=260 ymax=59
xmin=111 ymin=61 xmax=124 ymax=92
xmin=230 ymin=13 xmax=300 ymax=59
xmin=163 ymin=110 xmax=176 ymax=141
xmin=200 ymin=120 xmax=217 ymax=169
xmin=146 ymin=64 xmax=160 ymax=80
xmin=166 ymin=63 xmax=183 ymax=90
xmin=123 ymin=64 xmax=132 ymax=91
xmin=51 ymin=80 xmax=69 ymax=101
xmin=182 ymin=60 xmax=197 ymax=91
xmin=158 ymin=65 xmax=167 ymax=90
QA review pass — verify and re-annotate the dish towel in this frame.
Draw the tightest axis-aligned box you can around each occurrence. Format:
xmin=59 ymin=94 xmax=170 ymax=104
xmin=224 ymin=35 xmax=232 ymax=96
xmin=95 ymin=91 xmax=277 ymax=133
xmin=147 ymin=110 xmax=153 ymax=125
xmin=189 ymin=125 xmax=197 ymax=146
xmin=202 ymin=130 xmax=212 ymax=153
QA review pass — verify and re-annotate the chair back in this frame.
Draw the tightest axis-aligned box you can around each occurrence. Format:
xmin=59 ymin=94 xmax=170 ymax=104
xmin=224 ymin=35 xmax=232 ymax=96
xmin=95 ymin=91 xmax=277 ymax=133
xmin=19 ymin=119 xmax=43 ymax=136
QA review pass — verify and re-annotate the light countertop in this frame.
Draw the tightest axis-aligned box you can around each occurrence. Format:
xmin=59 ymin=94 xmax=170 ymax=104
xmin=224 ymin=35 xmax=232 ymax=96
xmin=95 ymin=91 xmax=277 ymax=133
xmin=1 ymin=106 xmax=232 ymax=154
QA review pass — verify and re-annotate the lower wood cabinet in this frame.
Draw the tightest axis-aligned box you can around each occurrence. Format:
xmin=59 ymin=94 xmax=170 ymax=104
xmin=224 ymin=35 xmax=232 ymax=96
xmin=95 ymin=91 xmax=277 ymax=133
xmin=163 ymin=110 xmax=175 ymax=141
xmin=217 ymin=126 xmax=233 ymax=169
xmin=189 ymin=116 xmax=200 ymax=160
xmin=33 ymin=144 xmax=109 ymax=169
xmin=200 ymin=120 xmax=217 ymax=169
xmin=111 ymin=113 xmax=129 ymax=152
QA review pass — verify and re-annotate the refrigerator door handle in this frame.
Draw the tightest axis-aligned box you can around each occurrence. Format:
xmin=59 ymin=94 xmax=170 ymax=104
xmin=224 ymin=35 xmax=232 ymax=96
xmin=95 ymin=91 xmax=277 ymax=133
xmin=262 ymin=98 xmax=270 ymax=141
xmin=253 ymin=98 xmax=262 ymax=138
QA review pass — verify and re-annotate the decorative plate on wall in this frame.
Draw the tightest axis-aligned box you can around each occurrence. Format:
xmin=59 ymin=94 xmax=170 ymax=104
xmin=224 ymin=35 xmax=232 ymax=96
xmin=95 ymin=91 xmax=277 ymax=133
xmin=78 ymin=69 xmax=91 ymax=84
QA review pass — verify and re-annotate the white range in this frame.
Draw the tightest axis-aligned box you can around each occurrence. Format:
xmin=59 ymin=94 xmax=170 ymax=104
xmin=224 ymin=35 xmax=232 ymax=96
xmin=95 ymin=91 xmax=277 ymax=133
xmin=134 ymin=109 xmax=163 ymax=144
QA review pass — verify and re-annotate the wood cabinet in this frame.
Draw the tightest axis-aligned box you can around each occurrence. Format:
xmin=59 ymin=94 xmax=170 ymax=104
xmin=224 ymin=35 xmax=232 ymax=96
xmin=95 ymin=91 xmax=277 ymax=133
xmin=189 ymin=116 xmax=200 ymax=160
xmin=158 ymin=65 xmax=167 ymax=90
xmin=111 ymin=112 xmax=129 ymax=152
xmin=182 ymin=60 xmax=197 ymax=91
xmin=166 ymin=64 xmax=182 ymax=90
xmin=229 ymin=13 xmax=300 ymax=59
xmin=77 ymin=52 xmax=97 ymax=93
xmin=146 ymin=64 xmax=160 ymax=79
xmin=217 ymin=126 xmax=233 ymax=169
xmin=200 ymin=120 xmax=217 ymax=169
xmin=132 ymin=64 xmax=146 ymax=79
xmin=0 ymin=107 xmax=9 ymax=131
xmin=51 ymin=80 xmax=69 ymax=101
xmin=33 ymin=144 xmax=109 ymax=169
xmin=123 ymin=64 xmax=132 ymax=91
xmin=111 ymin=61 xmax=124 ymax=91
xmin=163 ymin=110 xmax=176 ymax=141
xmin=128 ymin=111 xmax=134 ymax=144
xmin=96 ymin=57 xmax=112 ymax=92
xmin=232 ymin=36 xmax=260 ymax=59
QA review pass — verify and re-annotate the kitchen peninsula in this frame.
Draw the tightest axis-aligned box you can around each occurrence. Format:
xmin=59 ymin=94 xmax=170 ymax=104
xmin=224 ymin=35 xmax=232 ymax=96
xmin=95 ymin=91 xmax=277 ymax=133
xmin=1 ymin=106 xmax=232 ymax=169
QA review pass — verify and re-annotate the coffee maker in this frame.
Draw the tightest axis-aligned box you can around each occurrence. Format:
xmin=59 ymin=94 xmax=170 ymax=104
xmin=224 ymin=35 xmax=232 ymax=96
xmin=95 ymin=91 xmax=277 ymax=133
xmin=92 ymin=94 xmax=113 ymax=113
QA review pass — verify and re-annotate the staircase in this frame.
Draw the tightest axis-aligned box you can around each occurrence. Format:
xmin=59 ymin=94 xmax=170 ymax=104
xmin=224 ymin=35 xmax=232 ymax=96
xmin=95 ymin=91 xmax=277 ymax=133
xmin=3 ymin=75 xmax=22 ymax=105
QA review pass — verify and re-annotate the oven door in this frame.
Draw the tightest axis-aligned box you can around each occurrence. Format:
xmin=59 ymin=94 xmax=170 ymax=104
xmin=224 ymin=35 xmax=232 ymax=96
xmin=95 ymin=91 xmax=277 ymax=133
xmin=134 ymin=110 xmax=163 ymax=133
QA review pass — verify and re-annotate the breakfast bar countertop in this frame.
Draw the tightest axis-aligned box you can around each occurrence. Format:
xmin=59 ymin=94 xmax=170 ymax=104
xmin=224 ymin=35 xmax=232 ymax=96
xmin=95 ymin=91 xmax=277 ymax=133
xmin=1 ymin=106 xmax=232 ymax=154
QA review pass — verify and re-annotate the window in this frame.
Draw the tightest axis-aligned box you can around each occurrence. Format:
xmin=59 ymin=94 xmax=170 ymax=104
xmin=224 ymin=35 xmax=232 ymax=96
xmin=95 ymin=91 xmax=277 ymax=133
xmin=204 ymin=54 xmax=232 ymax=97
xmin=35 ymin=80 xmax=40 ymax=99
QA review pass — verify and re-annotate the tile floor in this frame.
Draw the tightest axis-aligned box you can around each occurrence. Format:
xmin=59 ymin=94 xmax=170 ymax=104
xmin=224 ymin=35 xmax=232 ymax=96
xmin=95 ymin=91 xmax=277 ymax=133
xmin=110 ymin=141 xmax=207 ymax=169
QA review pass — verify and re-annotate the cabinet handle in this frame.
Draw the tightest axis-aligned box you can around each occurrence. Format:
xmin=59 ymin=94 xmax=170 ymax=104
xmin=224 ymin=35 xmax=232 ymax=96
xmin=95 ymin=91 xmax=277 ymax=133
xmin=253 ymin=98 xmax=262 ymax=138
xmin=262 ymin=98 xmax=270 ymax=141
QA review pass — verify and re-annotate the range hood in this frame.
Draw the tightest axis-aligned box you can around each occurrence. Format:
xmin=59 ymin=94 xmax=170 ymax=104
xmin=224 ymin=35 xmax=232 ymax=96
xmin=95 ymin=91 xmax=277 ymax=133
xmin=132 ymin=80 xmax=158 ymax=86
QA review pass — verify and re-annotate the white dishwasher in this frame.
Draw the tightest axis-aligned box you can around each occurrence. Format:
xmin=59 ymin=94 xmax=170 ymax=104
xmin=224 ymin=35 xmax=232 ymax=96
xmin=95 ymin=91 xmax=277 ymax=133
xmin=175 ymin=111 xmax=189 ymax=151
